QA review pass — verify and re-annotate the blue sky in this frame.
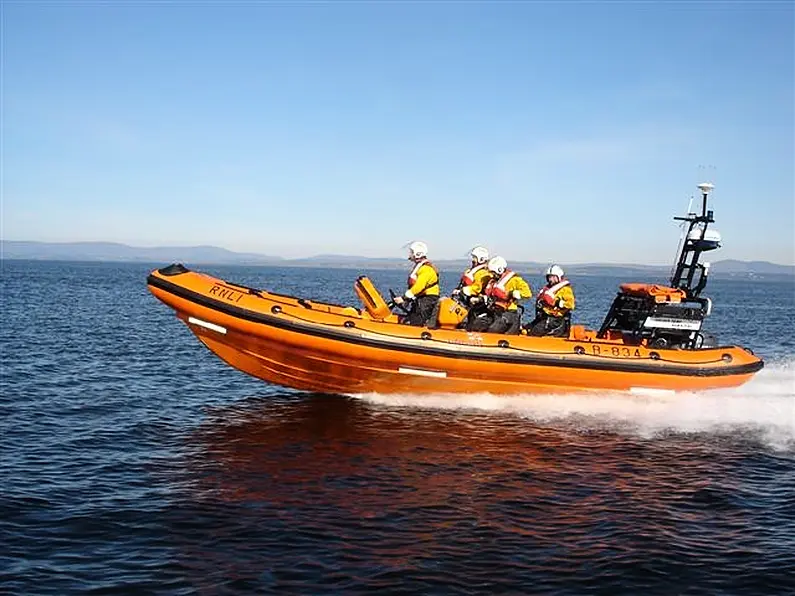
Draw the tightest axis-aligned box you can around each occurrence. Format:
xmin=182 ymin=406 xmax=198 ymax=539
xmin=3 ymin=1 xmax=793 ymax=264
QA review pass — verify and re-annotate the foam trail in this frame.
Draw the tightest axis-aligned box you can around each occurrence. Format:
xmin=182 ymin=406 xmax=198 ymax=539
xmin=354 ymin=360 xmax=795 ymax=451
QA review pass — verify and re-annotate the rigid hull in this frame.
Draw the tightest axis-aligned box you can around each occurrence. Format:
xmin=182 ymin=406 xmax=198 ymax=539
xmin=146 ymin=265 xmax=763 ymax=395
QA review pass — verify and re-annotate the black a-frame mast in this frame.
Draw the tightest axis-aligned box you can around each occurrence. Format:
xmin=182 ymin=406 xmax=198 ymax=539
xmin=669 ymin=182 xmax=721 ymax=298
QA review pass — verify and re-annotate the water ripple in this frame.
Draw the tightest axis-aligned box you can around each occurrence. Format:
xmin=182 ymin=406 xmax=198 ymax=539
xmin=1 ymin=261 xmax=794 ymax=595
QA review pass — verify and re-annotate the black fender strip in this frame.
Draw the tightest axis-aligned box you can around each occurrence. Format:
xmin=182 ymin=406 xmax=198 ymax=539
xmin=147 ymin=274 xmax=764 ymax=378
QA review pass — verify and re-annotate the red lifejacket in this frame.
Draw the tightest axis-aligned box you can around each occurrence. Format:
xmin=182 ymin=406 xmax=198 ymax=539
xmin=460 ymin=263 xmax=488 ymax=287
xmin=538 ymin=279 xmax=571 ymax=311
xmin=485 ymin=270 xmax=516 ymax=309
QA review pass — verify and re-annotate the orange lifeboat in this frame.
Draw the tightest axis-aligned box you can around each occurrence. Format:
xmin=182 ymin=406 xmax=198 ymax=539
xmin=145 ymin=182 xmax=763 ymax=395
xmin=146 ymin=266 xmax=762 ymax=395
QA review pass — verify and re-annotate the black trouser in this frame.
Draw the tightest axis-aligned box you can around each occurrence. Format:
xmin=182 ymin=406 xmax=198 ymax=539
xmin=487 ymin=309 xmax=521 ymax=335
xmin=527 ymin=313 xmax=570 ymax=337
xmin=465 ymin=304 xmax=494 ymax=332
xmin=426 ymin=300 xmax=442 ymax=329
xmin=404 ymin=295 xmax=439 ymax=327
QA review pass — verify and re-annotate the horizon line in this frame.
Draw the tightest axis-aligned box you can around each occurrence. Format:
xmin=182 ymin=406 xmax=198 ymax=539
xmin=2 ymin=239 xmax=794 ymax=269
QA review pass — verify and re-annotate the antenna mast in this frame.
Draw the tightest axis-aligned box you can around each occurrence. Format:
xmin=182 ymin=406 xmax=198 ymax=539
xmin=669 ymin=182 xmax=721 ymax=297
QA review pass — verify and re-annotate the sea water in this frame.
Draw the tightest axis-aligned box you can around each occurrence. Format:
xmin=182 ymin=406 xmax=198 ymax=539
xmin=2 ymin=260 xmax=793 ymax=594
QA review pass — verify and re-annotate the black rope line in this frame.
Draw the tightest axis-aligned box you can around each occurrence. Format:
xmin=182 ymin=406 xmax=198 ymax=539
xmin=273 ymin=307 xmax=727 ymax=366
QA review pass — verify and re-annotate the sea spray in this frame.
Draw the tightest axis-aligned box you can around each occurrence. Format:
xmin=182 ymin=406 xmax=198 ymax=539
xmin=354 ymin=359 xmax=795 ymax=451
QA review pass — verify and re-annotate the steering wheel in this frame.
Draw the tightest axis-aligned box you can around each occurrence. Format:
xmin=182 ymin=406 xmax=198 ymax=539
xmin=388 ymin=288 xmax=411 ymax=314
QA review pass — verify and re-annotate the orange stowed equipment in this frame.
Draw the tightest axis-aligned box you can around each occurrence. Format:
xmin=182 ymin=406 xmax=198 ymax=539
xmin=619 ymin=283 xmax=687 ymax=303
xmin=354 ymin=276 xmax=393 ymax=321
xmin=435 ymin=297 xmax=469 ymax=330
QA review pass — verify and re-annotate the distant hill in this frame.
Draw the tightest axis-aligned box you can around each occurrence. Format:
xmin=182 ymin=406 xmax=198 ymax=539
xmin=1 ymin=240 xmax=792 ymax=278
xmin=0 ymin=240 xmax=283 ymax=265
xmin=706 ymin=259 xmax=794 ymax=275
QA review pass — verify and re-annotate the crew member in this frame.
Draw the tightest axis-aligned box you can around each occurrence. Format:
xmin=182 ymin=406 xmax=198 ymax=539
xmin=455 ymin=245 xmax=491 ymax=305
xmin=467 ymin=256 xmax=532 ymax=334
xmin=526 ymin=264 xmax=575 ymax=337
xmin=427 ymin=245 xmax=491 ymax=329
xmin=393 ymin=240 xmax=440 ymax=326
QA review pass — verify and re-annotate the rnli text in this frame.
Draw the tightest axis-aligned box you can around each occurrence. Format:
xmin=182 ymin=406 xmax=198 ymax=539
xmin=209 ymin=285 xmax=244 ymax=303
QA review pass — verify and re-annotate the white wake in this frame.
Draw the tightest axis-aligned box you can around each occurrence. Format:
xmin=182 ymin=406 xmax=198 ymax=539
xmin=354 ymin=359 xmax=795 ymax=451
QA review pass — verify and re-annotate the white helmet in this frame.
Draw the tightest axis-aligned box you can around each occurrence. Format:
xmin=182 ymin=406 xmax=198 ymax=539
xmin=487 ymin=256 xmax=507 ymax=275
xmin=470 ymin=245 xmax=489 ymax=265
xmin=546 ymin=264 xmax=565 ymax=278
xmin=407 ymin=240 xmax=428 ymax=261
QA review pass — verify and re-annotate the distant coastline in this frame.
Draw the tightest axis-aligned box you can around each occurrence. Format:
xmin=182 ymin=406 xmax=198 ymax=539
xmin=1 ymin=240 xmax=793 ymax=279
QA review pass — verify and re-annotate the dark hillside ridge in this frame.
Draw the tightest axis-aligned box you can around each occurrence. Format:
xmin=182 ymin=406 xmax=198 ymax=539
xmin=2 ymin=240 xmax=792 ymax=278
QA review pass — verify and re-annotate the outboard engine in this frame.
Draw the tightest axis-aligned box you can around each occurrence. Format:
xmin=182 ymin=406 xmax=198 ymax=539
xmin=597 ymin=183 xmax=721 ymax=349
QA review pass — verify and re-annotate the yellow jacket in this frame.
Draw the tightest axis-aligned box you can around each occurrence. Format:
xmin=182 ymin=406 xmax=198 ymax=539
xmin=538 ymin=282 xmax=575 ymax=317
xmin=406 ymin=261 xmax=440 ymax=298
xmin=460 ymin=265 xmax=492 ymax=298
xmin=472 ymin=271 xmax=532 ymax=312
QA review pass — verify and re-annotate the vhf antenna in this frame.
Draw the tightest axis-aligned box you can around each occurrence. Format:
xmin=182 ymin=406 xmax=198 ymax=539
xmin=669 ymin=182 xmax=720 ymax=297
